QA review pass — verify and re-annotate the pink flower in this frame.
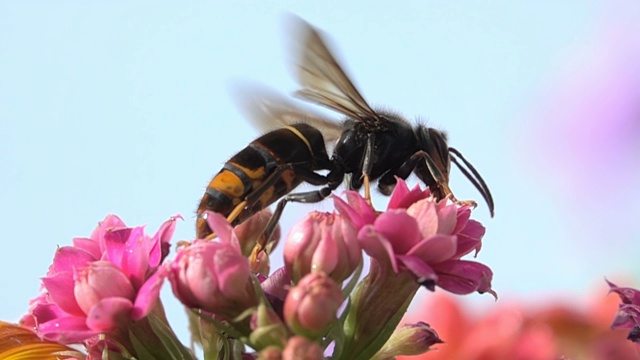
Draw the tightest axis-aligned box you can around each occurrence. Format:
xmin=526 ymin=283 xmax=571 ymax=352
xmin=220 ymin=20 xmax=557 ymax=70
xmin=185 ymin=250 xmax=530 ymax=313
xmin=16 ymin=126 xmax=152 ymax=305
xmin=284 ymin=211 xmax=361 ymax=283
xmin=22 ymin=214 xmax=180 ymax=344
xmin=168 ymin=212 xmax=258 ymax=319
xmin=336 ymin=179 xmax=494 ymax=296
xmin=607 ymin=280 xmax=640 ymax=343
xmin=400 ymin=289 xmax=639 ymax=360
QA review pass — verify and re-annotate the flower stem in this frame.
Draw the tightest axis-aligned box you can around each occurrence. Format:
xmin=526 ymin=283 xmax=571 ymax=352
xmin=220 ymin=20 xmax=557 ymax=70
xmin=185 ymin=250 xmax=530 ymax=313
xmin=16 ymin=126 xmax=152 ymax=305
xmin=341 ymin=260 xmax=419 ymax=360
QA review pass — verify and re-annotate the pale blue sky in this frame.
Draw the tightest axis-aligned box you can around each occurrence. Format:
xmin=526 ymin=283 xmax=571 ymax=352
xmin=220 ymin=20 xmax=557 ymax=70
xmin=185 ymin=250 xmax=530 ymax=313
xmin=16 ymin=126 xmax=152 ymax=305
xmin=2 ymin=1 xmax=639 ymax=345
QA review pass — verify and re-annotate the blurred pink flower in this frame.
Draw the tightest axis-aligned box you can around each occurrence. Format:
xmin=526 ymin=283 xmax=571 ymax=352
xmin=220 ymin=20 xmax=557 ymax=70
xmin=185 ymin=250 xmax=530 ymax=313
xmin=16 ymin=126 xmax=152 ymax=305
xmin=336 ymin=179 xmax=493 ymax=296
xmin=22 ymin=214 xmax=180 ymax=344
xmin=400 ymin=288 xmax=640 ymax=360
xmin=168 ymin=211 xmax=257 ymax=319
xmin=281 ymin=336 xmax=324 ymax=360
xmin=284 ymin=211 xmax=361 ymax=283
xmin=523 ymin=5 xmax=640 ymax=256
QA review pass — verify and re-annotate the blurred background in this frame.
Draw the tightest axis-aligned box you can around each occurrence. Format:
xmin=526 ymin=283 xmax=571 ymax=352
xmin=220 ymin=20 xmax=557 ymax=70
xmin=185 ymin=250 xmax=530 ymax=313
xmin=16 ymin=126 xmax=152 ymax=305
xmin=1 ymin=1 xmax=639 ymax=355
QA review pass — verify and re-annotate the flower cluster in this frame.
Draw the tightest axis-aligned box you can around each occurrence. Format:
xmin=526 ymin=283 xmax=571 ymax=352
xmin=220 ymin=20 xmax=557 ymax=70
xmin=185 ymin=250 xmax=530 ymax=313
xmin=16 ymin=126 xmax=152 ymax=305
xmin=2 ymin=179 xmax=495 ymax=359
xmin=19 ymin=214 xmax=190 ymax=359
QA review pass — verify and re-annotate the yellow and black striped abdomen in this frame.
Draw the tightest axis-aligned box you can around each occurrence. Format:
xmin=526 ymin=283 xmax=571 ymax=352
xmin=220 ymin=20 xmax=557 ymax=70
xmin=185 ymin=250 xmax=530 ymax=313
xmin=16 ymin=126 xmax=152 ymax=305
xmin=196 ymin=127 xmax=315 ymax=238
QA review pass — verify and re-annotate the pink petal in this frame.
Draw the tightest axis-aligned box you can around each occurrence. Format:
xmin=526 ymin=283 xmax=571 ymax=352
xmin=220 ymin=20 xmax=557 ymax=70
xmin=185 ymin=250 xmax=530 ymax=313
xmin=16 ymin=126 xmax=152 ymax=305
xmin=396 ymin=254 xmax=438 ymax=289
xmin=357 ymin=225 xmax=399 ymax=272
xmin=459 ymin=219 xmax=485 ymax=241
xmin=91 ymin=214 xmax=126 ymax=248
xmin=42 ymin=273 xmax=84 ymax=316
xmin=77 ymin=262 xmax=135 ymax=303
xmin=121 ymin=226 xmax=149 ymax=289
xmin=312 ymin=232 xmax=339 ymax=275
xmin=31 ymin=302 xmax=72 ymax=325
xmin=214 ymin=247 xmax=252 ymax=299
xmin=407 ymin=234 xmax=457 ymax=264
xmin=132 ymin=266 xmax=169 ymax=320
xmin=333 ymin=192 xmax=376 ymax=230
xmin=149 ymin=214 xmax=182 ymax=267
xmin=387 ymin=178 xmax=411 ymax=209
xmin=344 ymin=191 xmax=376 ymax=224
xmin=86 ymin=297 xmax=133 ymax=331
xmin=455 ymin=220 xmax=486 ymax=258
xmin=103 ymin=227 xmax=133 ymax=266
xmin=433 ymin=260 xmax=495 ymax=297
xmin=407 ymin=200 xmax=438 ymax=238
xmin=373 ymin=210 xmax=422 ymax=254
xmin=205 ymin=211 xmax=235 ymax=244
xmin=388 ymin=180 xmax=430 ymax=209
xmin=37 ymin=316 xmax=99 ymax=343
xmin=435 ymin=202 xmax=458 ymax=235
xmin=608 ymin=280 xmax=640 ymax=305
xmin=49 ymin=246 xmax=95 ymax=275
xmin=453 ymin=206 xmax=472 ymax=234
xmin=72 ymin=237 xmax=102 ymax=259
xmin=261 ymin=266 xmax=292 ymax=301
xmin=612 ymin=304 xmax=640 ymax=330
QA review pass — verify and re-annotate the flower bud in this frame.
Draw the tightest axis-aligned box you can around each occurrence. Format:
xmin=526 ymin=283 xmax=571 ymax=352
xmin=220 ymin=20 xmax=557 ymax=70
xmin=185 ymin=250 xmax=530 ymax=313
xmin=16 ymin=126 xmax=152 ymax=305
xmin=372 ymin=322 xmax=442 ymax=359
xmin=283 ymin=272 xmax=342 ymax=339
xmin=281 ymin=336 xmax=323 ymax=360
xmin=284 ymin=211 xmax=361 ymax=283
xmin=74 ymin=261 xmax=136 ymax=316
xmin=234 ymin=209 xmax=281 ymax=257
xmin=250 ymin=303 xmax=288 ymax=349
xmin=168 ymin=239 xmax=257 ymax=319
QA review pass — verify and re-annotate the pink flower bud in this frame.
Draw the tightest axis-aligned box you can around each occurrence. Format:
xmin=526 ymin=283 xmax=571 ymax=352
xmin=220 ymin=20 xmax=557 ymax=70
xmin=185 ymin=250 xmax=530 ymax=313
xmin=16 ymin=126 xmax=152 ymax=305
xmin=373 ymin=322 xmax=442 ymax=358
xmin=284 ymin=211 xmax=361 ymax=283
xmin=74 ymin=261 xmax=135 ymax=315
xmin=234 ymin=209 xmax=281 ymax=257
xmin=283 ymin=272 xmax=342 ymax=339
xmin=168 ymin=239 xmax=257 ymax=319
xmin=281 ymin=336 xmax=323 ymax=360
xmin=258 ymin=346 xmax=283 ymax=360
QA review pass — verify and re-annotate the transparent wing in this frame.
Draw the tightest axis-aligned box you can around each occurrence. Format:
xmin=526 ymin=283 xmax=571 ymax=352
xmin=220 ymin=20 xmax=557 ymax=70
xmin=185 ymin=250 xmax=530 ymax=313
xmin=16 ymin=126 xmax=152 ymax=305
xmin=230 ymin=81 xmax=343 ymax=144
xmin=288 ymin=16 xmax=380 ymax=124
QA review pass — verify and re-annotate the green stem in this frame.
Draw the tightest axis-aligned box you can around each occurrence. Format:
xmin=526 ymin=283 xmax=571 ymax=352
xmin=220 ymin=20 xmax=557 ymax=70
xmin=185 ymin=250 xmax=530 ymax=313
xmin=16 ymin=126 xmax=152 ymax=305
xmin=341 ymin=260 xmax=419 ymax=360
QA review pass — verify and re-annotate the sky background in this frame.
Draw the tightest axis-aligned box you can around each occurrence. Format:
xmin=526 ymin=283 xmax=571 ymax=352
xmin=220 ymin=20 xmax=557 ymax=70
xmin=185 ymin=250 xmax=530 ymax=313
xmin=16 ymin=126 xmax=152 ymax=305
xmin=2 ymin=1 xmax=640 ymax=347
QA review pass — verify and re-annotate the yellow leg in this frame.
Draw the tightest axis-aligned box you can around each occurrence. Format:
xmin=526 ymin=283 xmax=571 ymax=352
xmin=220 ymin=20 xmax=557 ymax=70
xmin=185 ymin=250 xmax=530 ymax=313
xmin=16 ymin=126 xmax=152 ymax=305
xmin=201 ymin=200 xmax=248 ymax=241
xmin=226 ymin=200 xmax=247 ymax=224
xmin=442 ymin=183 xmax=477 ymax=209
xmin=363 ymin=173 xmax=372 ymax=206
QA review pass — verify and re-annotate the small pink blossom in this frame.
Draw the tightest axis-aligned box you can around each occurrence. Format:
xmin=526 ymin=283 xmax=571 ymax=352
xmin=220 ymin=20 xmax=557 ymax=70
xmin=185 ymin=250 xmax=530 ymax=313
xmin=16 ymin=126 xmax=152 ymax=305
xmin=374 ymin=322 xmax=442 ymax=358
xmin=283 ymin=272 xmax=343 ymax=339
xmin=22 ymin=214 xmax=180 ymax=344
xmin=168 ymin=211 xmax=257 ymax=319
xmin=284 ymin=211 xmax=361 ymax=283
xmin=335 ymin=179 xmax=494 ymax=296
